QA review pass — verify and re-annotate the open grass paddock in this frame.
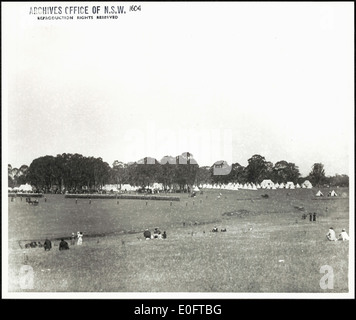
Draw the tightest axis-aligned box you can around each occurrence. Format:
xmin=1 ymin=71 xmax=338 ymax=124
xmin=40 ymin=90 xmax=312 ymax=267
xmin=6 ymin=188 xmax=350 ymax=293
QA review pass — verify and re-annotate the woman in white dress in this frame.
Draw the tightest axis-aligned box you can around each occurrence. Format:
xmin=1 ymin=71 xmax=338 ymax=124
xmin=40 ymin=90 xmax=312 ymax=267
xmin=77 ymin=231 xmax=83 ymax=245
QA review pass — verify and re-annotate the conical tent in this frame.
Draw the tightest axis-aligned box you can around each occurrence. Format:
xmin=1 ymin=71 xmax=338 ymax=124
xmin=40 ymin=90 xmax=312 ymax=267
xmin=315 ymin=190 xmax=324 ymax=197
xmin=329 ymin=190 xmax=338 ymax=197
xmin=285 ymin=182 xmax=295 ymax=189
xmin=302 ymin=180 xmax=313 ymax=189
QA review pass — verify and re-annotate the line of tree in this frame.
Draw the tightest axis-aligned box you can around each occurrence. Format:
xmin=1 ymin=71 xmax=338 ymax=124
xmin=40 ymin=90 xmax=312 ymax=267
xmin=8 ymin=152 xmax=349 ymax=193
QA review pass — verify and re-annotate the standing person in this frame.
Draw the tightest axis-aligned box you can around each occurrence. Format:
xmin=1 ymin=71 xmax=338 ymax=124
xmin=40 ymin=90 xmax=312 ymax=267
xmin=326 ymin=227 xmax=337 ymax=241
xmin=313 ymin=212 xmax=317 ymax=222
xmin=59 ymin=239 xmax=69 ymax=250
xmin=309 ymin=213 xmax=313 ymax=222
xmin=44 ymin=238 xmax=52 ymax=251
xmin=77 ymin=232 xmax=83 ymax=245
xmin=338 ymin=229 xmax=349 ymax=241
xmin=71 ymin=233 xmax=76 ymax=246
xmin=162 ymin=231 xmax=167 ymax=239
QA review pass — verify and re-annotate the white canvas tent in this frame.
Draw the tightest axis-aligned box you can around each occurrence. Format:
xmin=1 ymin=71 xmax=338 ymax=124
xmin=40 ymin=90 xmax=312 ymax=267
xmin=302 ymin=180 xmax=313 ymax=189
xmin=18 ymin=183 xmax=32 ymax=192
xmin=328 ymin=190 xmax=338 ymax=197
xmin=152 ymin=183 xmax=164 ymax=190
xmin=285 ymin=182 xmax=295 ymax=189
xmin=260 ymin=180 xmax=274 ymax=189
xmin=120 ymin=184 xmax=138 ymax=192
xmin=315 ymin=190 xmax=324 ymax=197
xmin=102 ymin=184 xmax=119 ymax=192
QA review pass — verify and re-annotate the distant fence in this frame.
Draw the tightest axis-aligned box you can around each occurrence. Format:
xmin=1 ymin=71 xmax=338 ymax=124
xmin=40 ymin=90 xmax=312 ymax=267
xmin=8 ymin=193 xmax=43 ymax=198
xmin=65 ymin=193 xmax=180 ymax=201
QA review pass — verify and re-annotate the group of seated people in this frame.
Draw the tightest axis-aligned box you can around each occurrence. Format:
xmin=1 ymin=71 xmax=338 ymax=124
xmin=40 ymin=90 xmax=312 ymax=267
xmin=25 ymin=238 xmax=70 ymax=251
xmin=212 ymin=227 xmax=227 ymax=232
xmin=143 ymin=228 xmax=167 ymax=240
xmin=326 ymin=227 xmax=349 ymax=241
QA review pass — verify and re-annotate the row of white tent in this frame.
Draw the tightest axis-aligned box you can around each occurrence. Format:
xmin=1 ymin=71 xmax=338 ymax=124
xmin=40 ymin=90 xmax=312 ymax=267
xmin=103 ymin=181 xmax=313 ymax=193
xmin=199 ymin=180 xmax=313 ymax=190
xmin=10 ymin=180 xmax=314 ymax=194
xmin=103 ymin=183 xmax=166 ymax=192
xmin=8 ymin=183 xmax=33 ymax=192
xmin=316 ymin=190 xmax=338 ymax=197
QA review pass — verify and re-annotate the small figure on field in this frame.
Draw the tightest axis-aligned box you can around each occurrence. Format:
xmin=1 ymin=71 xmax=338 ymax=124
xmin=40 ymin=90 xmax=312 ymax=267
xmin=77 ymin=232 xmax=83 ymax=245
xmin=162 ymin=231 xmax=167 ymax=239
xmin=221 ymin=228 xmax=227 ymax=232
xmin=309 ymin=213 xmax=313 ymax=222
xmin=338 ymin=229 xmax=349 ymax=241
xmin=153 ymin=227 xmax=161 ymax=239
xmin=59 ymin=239 xmax=69 ymax=251
xmin=143 ymin=229 xmax=151 ymax=240
xmin=71 ymin=233 xmax=76 ymax=245
xmin=302 ymin=213 xmax=307 ymax=220
xmin=44 ymin=239 xmax=52 ymax=251
xmin=25 ymin=241 xmax=37 ymax=248
xmin=313 ymin=212 xmax=317 ymax=222
xmin=212 ymin=226 xmax=218 ymax=232
xmin=326 ymin=227 xmax=337 ymax=241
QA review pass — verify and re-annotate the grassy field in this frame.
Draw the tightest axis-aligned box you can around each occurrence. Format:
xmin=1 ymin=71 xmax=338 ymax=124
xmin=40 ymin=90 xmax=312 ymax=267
xmin=6 ymin=188 xmax=350 ymax=293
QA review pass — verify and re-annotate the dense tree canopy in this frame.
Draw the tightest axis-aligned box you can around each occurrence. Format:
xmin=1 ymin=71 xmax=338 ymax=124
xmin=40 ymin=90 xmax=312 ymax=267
xmin=273 ymin=160 xmax=300 ymax=183
xmin=8 ymin=152 xmax=348 ymax=192
xmin=246 ymin=154 xmax=268 ymax=183
xmin=308 ymin=163 xmax=326 ymax=187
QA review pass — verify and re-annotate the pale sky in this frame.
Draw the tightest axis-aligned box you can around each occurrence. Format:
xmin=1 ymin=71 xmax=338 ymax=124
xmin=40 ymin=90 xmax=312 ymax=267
xmin=2 ymin=2 xmax=354 ymax=176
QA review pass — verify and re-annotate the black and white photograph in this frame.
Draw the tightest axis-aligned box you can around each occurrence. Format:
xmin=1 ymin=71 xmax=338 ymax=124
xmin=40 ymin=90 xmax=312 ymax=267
xmin=2 ymin=1 xmax=354 ymax=300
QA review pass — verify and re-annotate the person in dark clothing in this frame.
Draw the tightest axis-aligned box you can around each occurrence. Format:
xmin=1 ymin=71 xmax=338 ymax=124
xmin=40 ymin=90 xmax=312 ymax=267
xmin=143 ymin=229 xmax=151 ymax=239
xmin=162 ymin=231 xmax=167 ymax=239
xmin=59 ymin=239 xmax=69 ymax=251
xmin=309 ymin=213 xmax=313 ymax=222
xmin=44 ymin=239 xmax=52 ymax=251
xmin=313 ymin=212 xmax=317 ymax=222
